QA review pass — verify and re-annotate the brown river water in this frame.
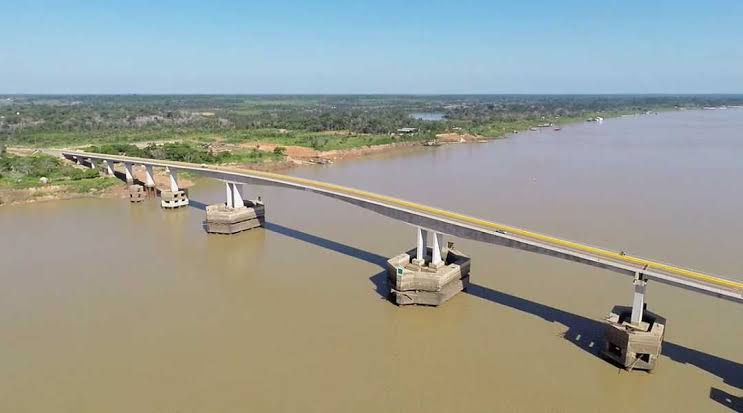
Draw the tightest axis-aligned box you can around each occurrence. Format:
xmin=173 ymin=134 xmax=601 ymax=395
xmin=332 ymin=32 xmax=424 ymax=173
xmin=1 ymin=109 xmax=741 ymax=412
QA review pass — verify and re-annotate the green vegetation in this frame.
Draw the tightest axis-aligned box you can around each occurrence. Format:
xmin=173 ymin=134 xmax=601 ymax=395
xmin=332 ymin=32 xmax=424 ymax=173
xmin=2 ymin=95 xmax=743 ymax=150
xmin=0 ymin=152 xmax=115 ymax=191
xmin=219 ymin=129 xmax=398 ymax=150
xmin=85 ymin=142 xmax=283 ymax=164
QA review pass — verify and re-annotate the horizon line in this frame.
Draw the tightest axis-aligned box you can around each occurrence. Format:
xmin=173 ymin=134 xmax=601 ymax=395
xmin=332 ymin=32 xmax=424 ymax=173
xmin=3 ymin=92 xmax=743 ymax=97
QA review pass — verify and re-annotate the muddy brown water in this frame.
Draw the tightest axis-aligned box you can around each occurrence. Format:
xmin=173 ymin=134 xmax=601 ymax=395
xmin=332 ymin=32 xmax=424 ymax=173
xmin=1 ymin=110 xmax=741 ymax=412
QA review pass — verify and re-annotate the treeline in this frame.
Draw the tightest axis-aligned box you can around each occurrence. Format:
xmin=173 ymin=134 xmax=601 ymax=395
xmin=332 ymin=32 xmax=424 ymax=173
xmin=85 ymin=142 xmax=282 ymax=164
xmin=87 ymin=142 xmax=229 ymax=163
xmin=4 ymin=94 xmax=743 ymax=146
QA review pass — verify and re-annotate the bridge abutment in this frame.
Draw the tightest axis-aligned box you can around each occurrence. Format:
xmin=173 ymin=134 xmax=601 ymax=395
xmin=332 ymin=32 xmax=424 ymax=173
xmin=205 ymin=182 xmax=265 ymax=234
xmin=387 ymin=228 xmax=470 ymax=306
xmin=602 ymin=274 xmax=665 ymax=371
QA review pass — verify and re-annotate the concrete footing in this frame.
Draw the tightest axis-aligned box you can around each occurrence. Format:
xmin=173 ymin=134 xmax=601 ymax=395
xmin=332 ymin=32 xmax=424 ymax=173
xmin=160 ymin=189 xmax=189 ymax=209
xmin=204 ymin=201 xmax=265 ymax=234
xmin=386 ymin=246 xmax=470 ymax=306
xmin=603 ymin=305 xmax=665 ymax=371
xmin=128 ymin=185 xmax=145 ymax=203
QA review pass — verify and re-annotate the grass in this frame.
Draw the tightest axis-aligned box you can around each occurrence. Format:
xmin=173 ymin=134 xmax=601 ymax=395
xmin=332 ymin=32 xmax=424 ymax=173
xmin=0 ymin=173 xmax=117 ymax=191
xmin=0 ymin=152 xmax=118 ymax=194
xmin=60 ymin=176 xmax=117 ymax=193
xmin=220 ymin=149 xmax=284 ymax=164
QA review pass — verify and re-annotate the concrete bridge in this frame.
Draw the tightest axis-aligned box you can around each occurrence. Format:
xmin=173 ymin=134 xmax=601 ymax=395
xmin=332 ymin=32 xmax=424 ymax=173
xmin=61 ymin=150 xmax=742 ymax=370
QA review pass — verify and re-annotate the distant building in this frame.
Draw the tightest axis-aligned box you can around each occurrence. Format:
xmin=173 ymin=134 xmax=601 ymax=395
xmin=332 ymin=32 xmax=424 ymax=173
xmin=396 ymin=127 xmax=419 ymax=134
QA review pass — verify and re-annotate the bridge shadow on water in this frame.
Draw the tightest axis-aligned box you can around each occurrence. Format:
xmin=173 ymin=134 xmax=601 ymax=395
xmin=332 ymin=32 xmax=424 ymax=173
xmin=193 ymin=214 xmax=743 ymax=409
xmin=189 ymin=199 xmax=208 ymax=211
xmin=263 ymin=222 xmax=392 ymax=301
xmin=465 ymin=284 xmax=742 ymax=395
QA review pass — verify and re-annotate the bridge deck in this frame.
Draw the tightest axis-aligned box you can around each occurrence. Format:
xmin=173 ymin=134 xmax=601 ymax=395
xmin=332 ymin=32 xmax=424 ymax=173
xmin=61 ymin=150 xmax=743 ymax=303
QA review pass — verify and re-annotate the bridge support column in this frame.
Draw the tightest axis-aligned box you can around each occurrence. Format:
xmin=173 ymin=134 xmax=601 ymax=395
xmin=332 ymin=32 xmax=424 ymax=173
xmin=386 ymin=229 xmax=470 ymax=306
xmin=430 ymin=231 xmax=444 ymax=268
xmin=232 ymin=183 xmax=245 ymax=208
xmin=225 ymin=182 xmax=234 ymax=208
xmin=105 ymin=160 xmax=115 ymax=176
xmin=144 ymin=165 xmax=156 ymax=197
xmin=602 ymin=273 xmax=665 ymax=371
xmin=123 ymin=162 xmax=134 ymax=184
xmin=205 ymin=182 xmax=264 ymax=234
xmin=630 ymin=274 xmax=647 ymax=326
xmin=168 ymin=168 xmax=179 ymax=192
xmin=412 ymin=227 xmax=426 ymax=266
xmin=160 ymin=167 xmax=189 ymax=209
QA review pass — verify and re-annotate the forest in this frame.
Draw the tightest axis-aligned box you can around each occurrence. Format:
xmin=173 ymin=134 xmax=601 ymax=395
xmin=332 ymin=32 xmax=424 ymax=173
xmin=3 ymin=94 xmax=742 ymax=149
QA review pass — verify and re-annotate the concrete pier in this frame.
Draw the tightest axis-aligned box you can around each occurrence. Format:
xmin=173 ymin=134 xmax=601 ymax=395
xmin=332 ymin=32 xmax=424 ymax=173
xmin=143 ymin=165 xmax=156 ymax=197
xmin=387 ymin=230 xmax=471 ymax=306
xmin=205 ymin=201 xmax=265 ymax=234
xmin=602 ymin=274 xmax=664 ymax=371
xmin=161 ymin=189 xmax=189 ymax=208
xmin=603 ymin=306 xmax=665 ymax=371
xmin=123 ymin=162 xmax=134 ymax=184
xmin=161 ymin=168 xmax=189 ymax=208
xmin=205 ymin=182 xmax=264 ymax=234
xmin=128 ymin=184 xmax=145 ymax=203
xmin=104 ymin=160 xmax=115 ymax=176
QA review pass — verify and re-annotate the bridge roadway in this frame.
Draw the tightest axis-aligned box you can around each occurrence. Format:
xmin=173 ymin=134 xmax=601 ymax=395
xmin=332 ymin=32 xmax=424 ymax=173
xmin=61 ymin=150 xmax=743 ymax=304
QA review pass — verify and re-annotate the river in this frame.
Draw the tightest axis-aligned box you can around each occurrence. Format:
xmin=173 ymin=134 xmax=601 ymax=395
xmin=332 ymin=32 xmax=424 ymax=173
xmin=1 ymin=109 xmax=741 ymax=412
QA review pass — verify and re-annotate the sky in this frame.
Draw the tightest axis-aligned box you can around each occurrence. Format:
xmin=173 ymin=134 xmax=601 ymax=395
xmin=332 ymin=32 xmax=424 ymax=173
xmin=2 ymin=0 xmax=742 ymax=94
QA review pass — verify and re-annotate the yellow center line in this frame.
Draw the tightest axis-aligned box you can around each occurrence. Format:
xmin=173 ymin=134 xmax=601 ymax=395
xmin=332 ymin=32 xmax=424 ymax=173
xmin=71 ymin=152 xmax=743 ymax=292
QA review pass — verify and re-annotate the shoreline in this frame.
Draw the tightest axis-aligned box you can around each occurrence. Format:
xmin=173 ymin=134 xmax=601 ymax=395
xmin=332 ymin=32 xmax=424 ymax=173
xmin=0 ymin=107 xmax=704 ymax=206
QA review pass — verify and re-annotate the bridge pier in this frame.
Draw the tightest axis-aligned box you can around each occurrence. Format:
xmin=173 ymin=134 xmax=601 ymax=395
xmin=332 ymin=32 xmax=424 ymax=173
xmin=143 ymin=165 xmax=156 ymax=197
xmin=123 ymin=162 xmax=134 ymax=184
xmin=386 ymin=227 xmax=471 ymax=306
xmin=104 ymin=160 xmax=115 ymax=176
xmin=602 ymin=273 xmax=665 ymax=371
xmin=128 ymin=184 xmax=145 ymax=203
xmin=160 ymin=167 xmax=189 ymax=208
xmin=204 ymin=182 xmax=265 ymax=234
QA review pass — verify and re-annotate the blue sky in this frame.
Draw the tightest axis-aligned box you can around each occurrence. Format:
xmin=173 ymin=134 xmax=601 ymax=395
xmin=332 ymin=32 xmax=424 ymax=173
xmin=2 ymin=0 xmax=742 ymax=94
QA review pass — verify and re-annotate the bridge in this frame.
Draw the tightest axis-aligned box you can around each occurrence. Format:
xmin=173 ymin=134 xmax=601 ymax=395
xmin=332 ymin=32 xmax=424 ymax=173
xmin=61 ymin=150 xmax=742 ymax=370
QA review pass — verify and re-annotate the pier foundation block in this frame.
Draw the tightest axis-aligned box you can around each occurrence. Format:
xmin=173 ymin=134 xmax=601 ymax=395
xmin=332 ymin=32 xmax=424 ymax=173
xmin=205 ymin=201 xmax=265 ymax=234
xmin=128 ymin=184 xmax=145 ymax=203
xmin=603 ymin=305 xmax=665 ymax=371
xmin=386 ymin=247 xmax=470 ymax=306
xmin=160 ymin=189 xmax=189 ymax=209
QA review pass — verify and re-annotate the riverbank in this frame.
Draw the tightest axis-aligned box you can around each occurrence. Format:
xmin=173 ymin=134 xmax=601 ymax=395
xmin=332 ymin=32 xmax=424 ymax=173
xmin=0 ymin=152 xmax=196 ymax=206
xmin=9 ymin=105 xmax=731 ymax=206
xmin=0 ymin=108 xmax=674 ymax=205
